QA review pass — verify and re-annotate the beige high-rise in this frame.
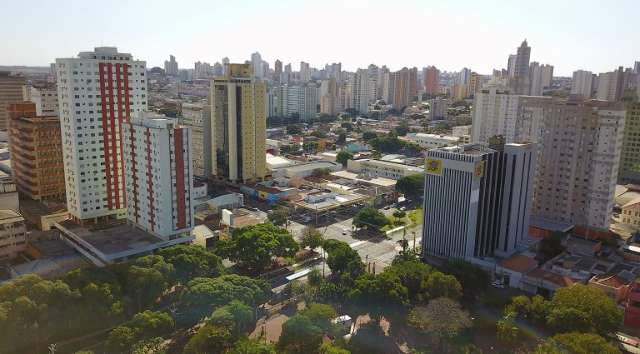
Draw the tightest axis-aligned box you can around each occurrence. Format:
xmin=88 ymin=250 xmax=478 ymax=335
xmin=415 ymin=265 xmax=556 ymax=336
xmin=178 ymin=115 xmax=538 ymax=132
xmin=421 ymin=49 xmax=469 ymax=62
xmin=211 ymin=64 xmax=266 ymax=183
xmin=0 ymin=72 xmax=25 ymax=131
xmin=472 ymin=88 xmax=625 ymax=230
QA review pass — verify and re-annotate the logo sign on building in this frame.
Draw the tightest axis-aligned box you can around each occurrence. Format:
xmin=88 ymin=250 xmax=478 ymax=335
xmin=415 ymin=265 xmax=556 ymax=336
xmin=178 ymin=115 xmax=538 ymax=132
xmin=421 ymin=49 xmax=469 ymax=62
xmin=425 ymin=158 xmax=443 ymax=176
xmin=474 ymin=160 xmax=485 ymax=178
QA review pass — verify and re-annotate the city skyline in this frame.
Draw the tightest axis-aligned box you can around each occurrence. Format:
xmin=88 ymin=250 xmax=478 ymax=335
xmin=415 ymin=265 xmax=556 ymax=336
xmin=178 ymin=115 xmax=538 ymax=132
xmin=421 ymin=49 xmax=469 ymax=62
xmin=1 ymin=0 xmax=638 ymax=76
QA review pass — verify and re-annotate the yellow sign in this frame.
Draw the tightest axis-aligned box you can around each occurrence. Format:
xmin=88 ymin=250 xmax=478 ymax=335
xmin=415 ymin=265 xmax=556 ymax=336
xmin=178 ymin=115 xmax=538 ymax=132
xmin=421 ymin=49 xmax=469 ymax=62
xmin=425 ymin=158 xmax=443 ymax=175
xmin=474 ymin=160 xmax=485 ymax=177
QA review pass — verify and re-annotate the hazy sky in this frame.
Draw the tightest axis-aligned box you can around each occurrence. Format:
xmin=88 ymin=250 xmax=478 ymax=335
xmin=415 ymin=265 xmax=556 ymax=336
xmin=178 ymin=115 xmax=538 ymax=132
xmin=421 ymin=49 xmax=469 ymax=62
xmin=1 ymin=0 xmax=638 ymax=76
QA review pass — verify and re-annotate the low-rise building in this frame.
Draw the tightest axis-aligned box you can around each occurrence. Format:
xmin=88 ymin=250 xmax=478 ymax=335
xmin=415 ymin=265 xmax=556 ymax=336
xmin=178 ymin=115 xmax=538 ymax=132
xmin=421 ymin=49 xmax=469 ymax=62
xmin=0 ymin=209 xmax=27 ymax=261
xmin=347 ymin=158 xmax=423 ymax=180
xmin=403 ymin=133 xmax=460 ymax=149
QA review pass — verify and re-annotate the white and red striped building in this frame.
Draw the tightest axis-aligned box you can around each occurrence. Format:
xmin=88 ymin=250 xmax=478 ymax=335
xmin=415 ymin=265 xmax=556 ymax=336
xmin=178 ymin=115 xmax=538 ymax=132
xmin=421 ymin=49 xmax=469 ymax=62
xmin=123 ymin=112 xmax=194 ymax=239
xmin=56 ymin=47 xmax=148 ymax=221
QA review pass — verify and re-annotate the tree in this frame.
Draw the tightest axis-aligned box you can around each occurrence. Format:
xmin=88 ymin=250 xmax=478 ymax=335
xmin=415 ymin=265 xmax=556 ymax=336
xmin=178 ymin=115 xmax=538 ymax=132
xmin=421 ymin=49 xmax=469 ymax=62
xmin=349 ymin=272 xmax=408 ymax=320
xmin=310 ymin=130 xmax=327 ymax=138
xmin=127 ymin=310 xmax=175 ymax=339
xmin=319 ymin=343 xmax=350 ymax=354
xmin=125 ymin=256 xmax=175 ymax=311
xmin=278 ymin=314 xmax=324 ymax=354
xmin=353 ymin=207 xmax=389 ymax=231
xmin=421 ymin=271 xmax=462 ymax=301
xmin=183 ymin=324 xmax=233 ymax=354
xmin=268 ymin=207 xmax=289 ymax=227
xmin=157 ymin=245 xmax=224 ymax=284
xmin=547 ymin=284 xmax=622 ymax=335
xmin=384 ymin=259 xmax=432 ymax=302
xmin=341 ymin=122 xmax=353 ymax=132
xmin=209 ymin=300 xmax=254 ymax=339
xmin=442 ymin=260 xmax=489 ymax=302
xmin=216 ymin=223 xmax=299 ymax=274
xmin=336 ymin=132 xmax=347 ymax=145
xmin=181 ymin=275 xmax=270 ymax=321
xmin=323 ymin=240 xmax=365 ymax=278
xmin=536 ymin=332 xmax=621 ymax=354
xmin=408 ymin=298 xmax=471 ymax=351
xmin=287 ymin=125 xmax=303 ymax=135
xmin=336 ymin=150 xmax=354 ymax=167
xmin=106 ymin=326 xmax=138 ymax=353
xmin=229 ymin=337 xmax=277 ymax=354
xmin=300 ymin=227 xmax=324 ymax=250
xmin=395 ymin=174 xmax=424 ymax=200
xmin=362 ymin=131 xmax=377 ymax=142
xmin=393 ymin=121 xmax=409 ymax=136
xmin=131 ymin=337 xmax=167 ymax=354
xmin=300 ymin=303 xmax=337 ymax=331
xmin=496 ymin=311 xmax=520 ymax=343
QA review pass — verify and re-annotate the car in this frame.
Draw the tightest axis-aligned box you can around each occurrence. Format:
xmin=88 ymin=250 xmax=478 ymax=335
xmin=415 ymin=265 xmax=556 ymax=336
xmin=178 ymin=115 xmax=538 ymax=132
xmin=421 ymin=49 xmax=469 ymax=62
xmin=342 ymin=231 xmax=348 ymax=235
xmin=383 ymin=206 xmax=391 ymax=210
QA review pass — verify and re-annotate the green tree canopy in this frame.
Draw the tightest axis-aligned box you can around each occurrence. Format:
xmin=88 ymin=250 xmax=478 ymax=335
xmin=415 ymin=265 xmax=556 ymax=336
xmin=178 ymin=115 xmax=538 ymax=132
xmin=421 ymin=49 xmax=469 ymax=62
xmin=362 ymin=131 xmax=378 ymax=142
xmin=183 ymin=324 xmax=232 ymax=354
xmin=349 ymin=272 xmax=408 ymax=319
xmin=442 ymin=260 xmax=489 ymax=302
xmin=181 ymin=275 xmax=270 ymax=320
xmin=157 ymin=245 xmax=224 ymax=284
xmin=286 ymin=125 xmax=303 ymax=135
xmin=535 ymin=332 xmax=621 ymax=354
xmin=267 ymin=207 xmax=289 ymax=227
xmin=323 ymin=239 xmax=365 ymax=278
xmin=384 ymin=259 xmax=433 ymax=302
xmin=421 ymin=271 xmax=462 ymax=301
xmin=395 ymin=174 xmax=425 ymax=200
xmin=408 ymin=298 xmax=472 ymax=350
xmin=336 ymin=150 xmax=354 ymax=167
xmin=319 ymin=343 xmax=350 ymax=354
xmin=277 ymin=314 xmax=324 ymax=354
xmin=547 ymin=284 xmax=622 ymax=335
xmin=300 ymin=227 xmax=324 ymax=250
xmin=353 ymin=207 xmax=389 ymax=230
xmin=228 ymin=337 xmax=277 ymax=354
xmin=300 ymin=303 xmax=337 ymax=331
xmin=216 ymin=223 xmax=299 ymax=274
xmin=209 ymin=300 xmax=254 ymax=339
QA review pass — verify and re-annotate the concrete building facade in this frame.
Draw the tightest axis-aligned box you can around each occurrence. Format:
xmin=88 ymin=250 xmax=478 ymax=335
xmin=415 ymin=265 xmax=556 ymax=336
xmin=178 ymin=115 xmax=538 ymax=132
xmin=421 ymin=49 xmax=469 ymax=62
xmin=8 ymin=102 xmax=65 ymax=201
xmin=122 ymin=112 xmax=194 ymax=239
xmin=211 ymin=63 xmax=266 ymax=183
xmin=56 ymin=47 xmax=148 ymax=221
xmin=0 ymin=72 xmax=25 ymax=131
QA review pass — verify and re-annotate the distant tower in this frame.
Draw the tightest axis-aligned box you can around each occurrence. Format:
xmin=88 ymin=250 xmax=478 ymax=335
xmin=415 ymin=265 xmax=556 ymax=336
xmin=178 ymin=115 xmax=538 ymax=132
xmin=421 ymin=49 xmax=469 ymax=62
xmin=513 ymin=40 xmax=531 ymax=94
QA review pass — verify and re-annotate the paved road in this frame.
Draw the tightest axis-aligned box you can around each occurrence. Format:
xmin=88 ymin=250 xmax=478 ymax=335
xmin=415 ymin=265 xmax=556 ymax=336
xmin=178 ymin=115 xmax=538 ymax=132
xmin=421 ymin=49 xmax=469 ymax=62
xmin=287 ymin=207 xmax=423 ymax=274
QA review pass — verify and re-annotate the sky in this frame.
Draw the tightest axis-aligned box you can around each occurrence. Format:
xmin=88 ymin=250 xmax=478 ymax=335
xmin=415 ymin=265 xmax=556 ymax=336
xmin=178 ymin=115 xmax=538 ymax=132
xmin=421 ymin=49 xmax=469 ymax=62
xmin=1 ymin=0 xmax=638 ymax=76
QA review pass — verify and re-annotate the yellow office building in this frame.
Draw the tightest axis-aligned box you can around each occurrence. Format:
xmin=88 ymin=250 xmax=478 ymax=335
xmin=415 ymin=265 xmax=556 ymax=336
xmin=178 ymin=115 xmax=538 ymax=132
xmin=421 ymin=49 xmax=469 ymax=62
xmin=210 ymin=64 xmax=266 ymax=183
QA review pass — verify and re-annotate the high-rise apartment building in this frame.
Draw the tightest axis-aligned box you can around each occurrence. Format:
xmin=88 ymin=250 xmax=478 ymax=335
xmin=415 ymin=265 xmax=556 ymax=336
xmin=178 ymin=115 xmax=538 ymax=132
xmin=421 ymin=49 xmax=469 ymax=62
xmin=422 ymin=142 xmax=535 ymax=260
xmin=596 ymin=70 xmax=622 ymax=101
xmin=8 ymin=103 xmax=65 ymax=201
xmin=274 ymin=59 xmax=283 ymax=82
xmin=22 ymin=83 xmax=59 ymax=116
xmin=194 ymin=61 xmax=212 ymax=79
xmin=387 ymin=67 xmax=417 ymax=109
xmin=507 ymin=54 xmax=517 ymax=77
xmin=56 ymin=47 xmax=148 ymax=221
xmin=351 ymin=69 xmax=374 ymax=114
xmin=571 ymin=70 xmax=594 ymax=98
xmin=619 ymin=102 xmax=640 ymax=184
xmin=164 ymin=55 xmax=178 ymax=76
xmin=512 ymin=40 xmax=531 ymax=94
xmin=0 ymin=72 xmax=26 ymax=131
xmin=540 ymin=64 xmax=554 ymax=89
xmin=122 ymin=112 xmax=194 ymax=239
xmin=181 ymin=103 xmax=211 ymax=177
xmin=472 ymin=91 xmax=625 ymax=229
xmin=251 ymin=52 xmax=264 ymax=79
xmin=210 ymin=63 xmax=266 ymax=183
xmin=300 ymin=61 xmax=311 ymax=82
xmin=528 ymin=62 xmax=544 ymax=96
xmin=424 ymin=66 xmax=440 ymax=96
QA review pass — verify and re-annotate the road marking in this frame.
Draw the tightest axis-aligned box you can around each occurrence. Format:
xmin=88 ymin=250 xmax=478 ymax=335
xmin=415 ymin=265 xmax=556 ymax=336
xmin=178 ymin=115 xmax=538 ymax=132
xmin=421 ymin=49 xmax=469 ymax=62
xmin=349 ymin=240 xmax=367 ymax=248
